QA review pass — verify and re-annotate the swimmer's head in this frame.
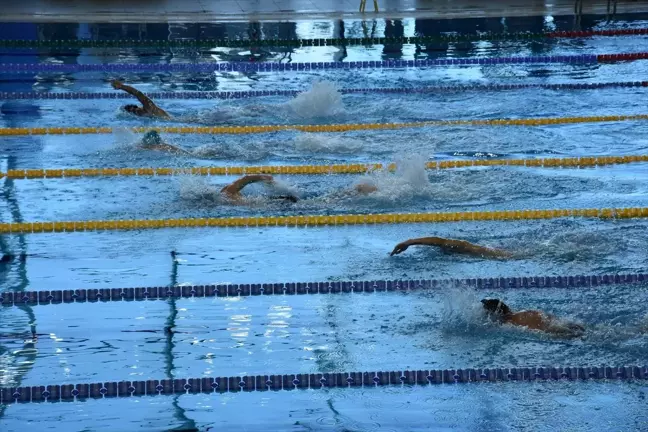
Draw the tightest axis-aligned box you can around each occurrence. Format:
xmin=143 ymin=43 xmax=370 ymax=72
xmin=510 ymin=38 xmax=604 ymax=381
xmin=270 ymin=194 xmax=299 ymax=203
xmin=354 ymin=182 xmax=378 ymax=195
xmin=123 ymin=104 xmax=140 ymax=114
xmin=481 ymin=299 xmax=512 ymax=320
xmin=141 ymin=130 xmax=162 ymax=146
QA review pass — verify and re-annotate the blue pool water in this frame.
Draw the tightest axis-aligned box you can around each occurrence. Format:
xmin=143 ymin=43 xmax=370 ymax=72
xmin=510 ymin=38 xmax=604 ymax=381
xmin=1 ymin=14 xmax=648 ymax=431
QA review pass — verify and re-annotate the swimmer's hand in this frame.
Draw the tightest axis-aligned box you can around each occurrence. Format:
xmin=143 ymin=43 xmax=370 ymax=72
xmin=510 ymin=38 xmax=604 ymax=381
xmin=390 ymin=241 xmax=411 ymax=256
xmin=111 ymin=80 xmax=124 ymax=90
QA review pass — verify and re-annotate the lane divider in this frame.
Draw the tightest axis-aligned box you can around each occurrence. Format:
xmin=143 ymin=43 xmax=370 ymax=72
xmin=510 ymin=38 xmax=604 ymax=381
xmin=1 ymin=273 xmax=644 ymax=307
xmin=4 ymin=155 xmax=648 ymax=179
xmin=3 ymin=81 xmax=647 ymax=101
xmin=1 ymin=115 xmax=647 ymax=136
xmin=2 ymin=365 xmax=646 ymax=403
xmin=2 ymin=53 xmax=647 ymax=73
xmin=0 ymin=207 xmax=646 ymax=234
xmin=1 ymin=28 xmax=648 ymax=49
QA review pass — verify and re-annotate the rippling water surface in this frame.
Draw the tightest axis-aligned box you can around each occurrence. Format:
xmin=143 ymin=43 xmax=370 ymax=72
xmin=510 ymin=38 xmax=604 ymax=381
xmin=1 ymin=13 xmax=648 ymax=432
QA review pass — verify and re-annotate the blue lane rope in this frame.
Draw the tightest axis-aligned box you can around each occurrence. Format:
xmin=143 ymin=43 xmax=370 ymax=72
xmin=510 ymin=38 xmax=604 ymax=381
xmin=0 ymin=54 xmax=604 ymax=73
xmin=2 ymin=81 xmax=647 ymax=100
xmin=2 ymin=365 xmax=646 ymax=403
xmin=1 ymin=273 xmax=645 ymax=308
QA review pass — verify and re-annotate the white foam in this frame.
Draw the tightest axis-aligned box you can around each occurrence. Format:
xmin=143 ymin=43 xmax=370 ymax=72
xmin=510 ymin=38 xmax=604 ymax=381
xmin=294 ymin=133 xmax=363 ymax=154
xmin=112 ymin=127 xmax=140 ymax=149
xmin=286 ymin=80 xmax=344 ymax=118
xmin=353 ymin=153 xmax=431 ymax=202
xmin=191 ymin=143 xmax=269 ymax=161
xmin=266 ymin=178 xmax=300 ymax=198
xmin=439 ymin=285 xmax=490 ymax=333
xmin=178 ymin=175 xmax=220 ymax=202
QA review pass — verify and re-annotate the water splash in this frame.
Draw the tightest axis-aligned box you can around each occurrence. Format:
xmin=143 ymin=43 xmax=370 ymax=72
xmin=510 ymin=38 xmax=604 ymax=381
xmin=191 ymin=143 xmax=269 ymax=161
xmin=266 ymin=177 xmax=300 ymax=198
xmin=286 ymin=80 xmax=344 ymax=118
xmin=294 ymin=133 xmax=363 ymax=154
xmin=112 ymin=127 xmax=140 ymax=149
xmin=178 ymin=175 xmax=220 ymax=202
xmin=352 ymin=153 xmax=432 ymax=203
xmin=438 ymin=285 xmax=489 ymax=334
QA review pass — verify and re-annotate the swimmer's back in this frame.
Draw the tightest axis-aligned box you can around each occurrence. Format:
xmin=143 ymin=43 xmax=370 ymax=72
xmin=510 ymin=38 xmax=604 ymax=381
xmin=506 ymin=310 xmax=550 ymax=331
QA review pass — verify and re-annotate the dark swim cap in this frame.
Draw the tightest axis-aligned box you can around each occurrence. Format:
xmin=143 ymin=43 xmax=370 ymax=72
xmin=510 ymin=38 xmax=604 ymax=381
xmin=142 ymin=130 xmax=162 ymax=146
xmin=481 ymin=299 xmax=512 ymax=316
xmin=270 ymin=195 xmax=299 ymax=203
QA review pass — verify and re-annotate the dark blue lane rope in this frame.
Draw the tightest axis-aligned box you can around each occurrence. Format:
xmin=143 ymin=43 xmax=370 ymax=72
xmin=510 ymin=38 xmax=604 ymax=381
xmin=2 ymin=81 xmax=646 ymax=100
xmin=0 ymin=54 xmax=603 ymax=73
xmin=1 ymin=273 xmax=645 ymax=308
xmin=2 ymin=365 xmax=646 ymax=404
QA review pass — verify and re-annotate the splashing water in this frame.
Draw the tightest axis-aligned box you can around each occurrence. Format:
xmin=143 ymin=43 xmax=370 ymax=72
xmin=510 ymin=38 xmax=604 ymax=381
xmin=293 ymin=133 xmax=363 ymax=154
xmin=352 ymin=153 xmax=432 ymax=202
xmin=266 ymin=178 xmax=300 ymax=198
xmin=438 ymin=285 xmax=489 ymax=334
xmin=286 ymin=81 xmax=344 ymax=118
xmin=178 ymin=175 xmax=220 ymax=202
xmin=112 ymin=127 xmax=140 ymax=149
xmin=191 ymin=143 xmax=269 ymax=161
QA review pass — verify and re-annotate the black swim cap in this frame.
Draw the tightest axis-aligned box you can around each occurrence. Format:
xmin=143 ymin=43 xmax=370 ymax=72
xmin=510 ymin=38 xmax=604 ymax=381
xmin=142 ymin=130 xmax=162 ymax=146
xmin=270 ymin=195 xmax=299 ymax=203
xmin=481 ymin=299 xmax=511 ymax=316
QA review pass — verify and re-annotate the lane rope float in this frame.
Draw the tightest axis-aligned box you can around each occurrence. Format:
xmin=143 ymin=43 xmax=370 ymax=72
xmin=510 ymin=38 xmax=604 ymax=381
xmin=3 ymin=81 xmax=647 ymax=101
xmin=2 ymin=365 xmax=646 ymax=404
xmin=1 ymin=28 xmax=647 ymax=48
xmin=2 ymin=53 xmax=647 ymax=73
xmin=3 ymin=155 xmax=647 ymax=179
xmin=1 ymin=114 xmax=647 ymax=136
xmin=0 ymin=207 xmax=647 ymax=234
xmin=1 ymin=273 xmax=644 ymax=307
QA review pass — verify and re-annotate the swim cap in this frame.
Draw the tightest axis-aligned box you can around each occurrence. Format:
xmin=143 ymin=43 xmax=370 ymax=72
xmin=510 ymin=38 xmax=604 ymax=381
xmin=142 ymin=130 xmax=162 ymax=146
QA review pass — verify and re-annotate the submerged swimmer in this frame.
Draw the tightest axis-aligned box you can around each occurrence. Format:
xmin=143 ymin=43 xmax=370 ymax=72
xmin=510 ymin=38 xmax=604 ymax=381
xmin=111 ymin=80 xmax=171 ymax=119
xmin=139 ymin=130 xmax=189 ymax=154
xmin=481 ymin=298 xmax=585 ymax=338
xmin=390 ymin=237 xmax=513 ymax=259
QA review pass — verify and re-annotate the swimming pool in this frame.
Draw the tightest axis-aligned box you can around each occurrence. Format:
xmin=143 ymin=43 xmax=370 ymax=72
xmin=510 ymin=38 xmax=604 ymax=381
xmin=1 ymin=13 xmax=648 ymax=431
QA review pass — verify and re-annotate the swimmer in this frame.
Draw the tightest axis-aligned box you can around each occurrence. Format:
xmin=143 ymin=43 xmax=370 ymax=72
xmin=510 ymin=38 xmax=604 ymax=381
xmin=481 ymin=298 xmax=585 ymax=338
xmin=190 ymin=175 xmax=377 ymax=205
xmin=220 ymin=174 xmax=299 ymax=203
xmin=139 ymin=130 xmax=189 ymax=154
xmin=390 ymin=237 xmax=513 ymax=259
xmin=111 ymin=80 xmax=171 ymax=119
xmin=0 ymin=253 xmax=27 ymax=263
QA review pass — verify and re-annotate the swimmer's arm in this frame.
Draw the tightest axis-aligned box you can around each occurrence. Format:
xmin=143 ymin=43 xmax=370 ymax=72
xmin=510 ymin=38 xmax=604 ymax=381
xmin=111 ymin=80 xmax=170 ymax=118
xmin=390 ymin=237 xmax=513 ymax=258
xmin=220 ymin=174 xmax=274 ymax=197
xmin=154 ymin=142 xmax=190 ymax=154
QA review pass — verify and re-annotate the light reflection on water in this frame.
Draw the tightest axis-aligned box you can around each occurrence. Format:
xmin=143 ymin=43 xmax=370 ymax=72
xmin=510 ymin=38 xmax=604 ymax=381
xmin=3 ymin=12 xmax=648 ymax=432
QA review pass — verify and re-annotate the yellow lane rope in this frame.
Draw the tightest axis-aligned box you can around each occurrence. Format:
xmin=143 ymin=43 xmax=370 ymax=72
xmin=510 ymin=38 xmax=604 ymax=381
xmin=4 ymin=155 xmax=647 ymax=179
xmin=2 ymin=207 xmax=646 ymax=233
xmin=1 ymin=114 xmax=647 ymax=136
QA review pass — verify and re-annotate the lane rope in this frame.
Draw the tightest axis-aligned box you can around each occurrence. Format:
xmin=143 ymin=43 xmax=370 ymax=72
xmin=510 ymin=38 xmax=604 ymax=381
xmin=5 ymin=155 xmax=648 ymax=180
xmin=3 ymin=81 xmax=647 ymax=101
xmin=2 ymin=365 xmax=646 ymax=404
xmin=3 ymin=52 xmax=647 ymax=73
xmin=4 ymin=155 xmax=648 ymax=179
xmin=1 ymin=29 xmax=647 ymax=48
xmin=1 ymin=114 xmax=647 ymax=136
xmin=0 ymin=207 xmax=646 ymax=234
xmin=1 ymin=273 xmax=644 ymax=307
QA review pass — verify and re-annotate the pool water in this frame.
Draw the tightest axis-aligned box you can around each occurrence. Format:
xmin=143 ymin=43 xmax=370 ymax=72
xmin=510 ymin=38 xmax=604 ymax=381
xmin=1 ymin=14 xmax=648 ymax=432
